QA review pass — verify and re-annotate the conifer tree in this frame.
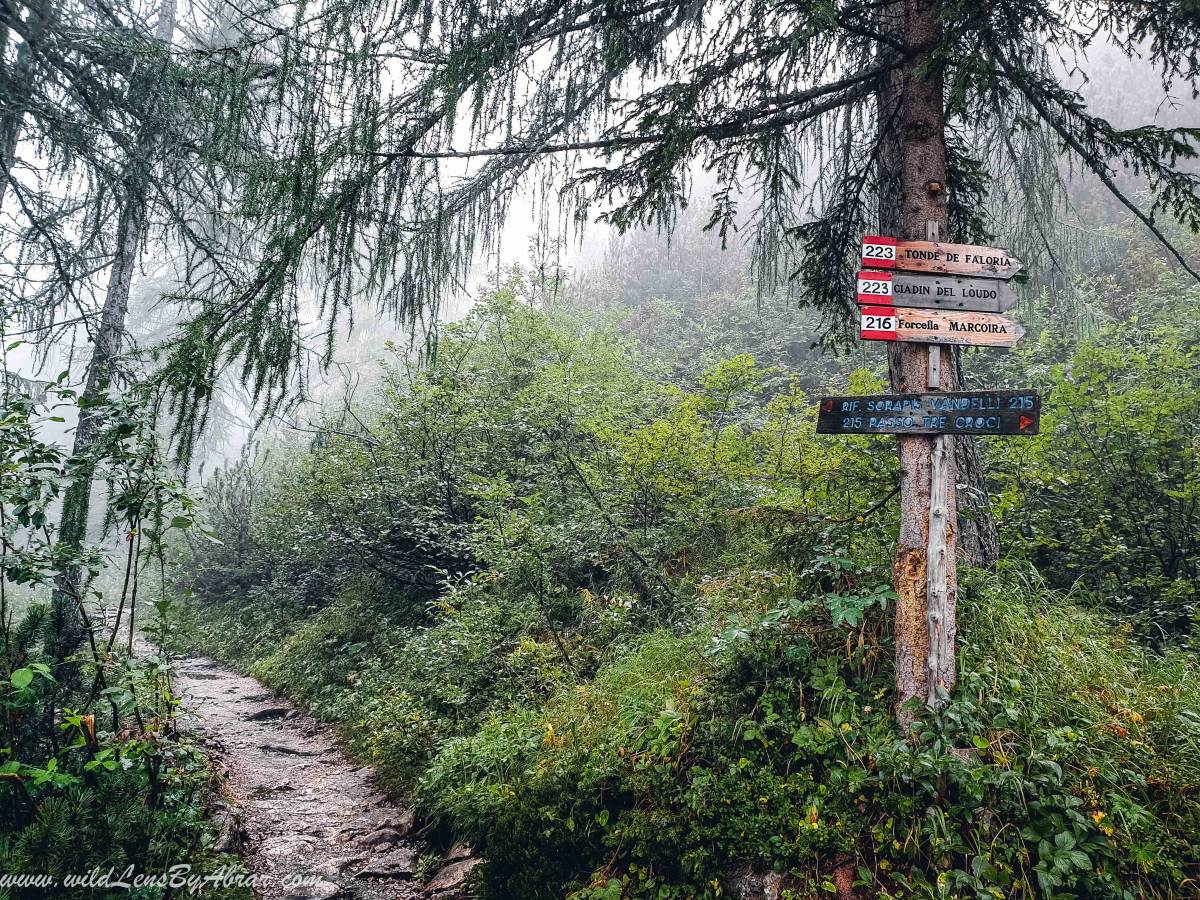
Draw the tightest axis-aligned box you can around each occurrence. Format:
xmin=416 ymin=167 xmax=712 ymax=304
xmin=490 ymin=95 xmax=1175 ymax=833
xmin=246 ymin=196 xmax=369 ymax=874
xmin=46 ymin=0 xmax=179 ymax=665
xmin=0 ymin=0 xmax=281 ymax=664
xmin=157 ymin=0 xmax=1200 ymax=709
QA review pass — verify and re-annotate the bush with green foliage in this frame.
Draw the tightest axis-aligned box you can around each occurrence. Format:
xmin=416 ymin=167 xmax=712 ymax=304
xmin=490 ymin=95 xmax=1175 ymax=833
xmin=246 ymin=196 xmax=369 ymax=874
xmin=416 ymin=563 xmax=1198 ymax=899
xmin=0 ymin=376 xmax=244 ymax=899
xmin=172 ymin=277 xmax=1200 ymax=898
xmin=989 ymin=291 xmax=1200 ymax=645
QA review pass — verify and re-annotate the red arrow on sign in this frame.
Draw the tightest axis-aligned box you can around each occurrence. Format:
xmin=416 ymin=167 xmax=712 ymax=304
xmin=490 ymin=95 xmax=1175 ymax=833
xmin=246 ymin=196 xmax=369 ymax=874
xmin=1019 ymin=415 xmax=1034 ymax=431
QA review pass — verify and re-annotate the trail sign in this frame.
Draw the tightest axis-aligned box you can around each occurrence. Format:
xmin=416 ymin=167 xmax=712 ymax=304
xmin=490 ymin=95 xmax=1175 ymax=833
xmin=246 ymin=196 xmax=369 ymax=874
xmin=816 ymin=391 xmax=1040 ymax=436
xmin=856 ymin=270 xmax=1018 ymax=313
xmin=859 ymin=305 xmax=1025 ymax=348
xmin=862 ymin=236 xmax=1024 ymax=280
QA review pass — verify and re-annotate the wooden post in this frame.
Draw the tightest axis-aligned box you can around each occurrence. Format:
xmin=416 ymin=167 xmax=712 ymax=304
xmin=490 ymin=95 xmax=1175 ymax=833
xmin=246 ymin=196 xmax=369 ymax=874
xmin=925 ymin=222 xmax=954 ymax=708
xmin=878 ymin=0 xmax=958 ymax=723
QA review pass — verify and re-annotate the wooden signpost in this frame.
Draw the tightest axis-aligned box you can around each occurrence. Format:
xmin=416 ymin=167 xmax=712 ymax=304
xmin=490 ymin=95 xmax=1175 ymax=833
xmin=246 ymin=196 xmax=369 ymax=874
xmin=817 ymin=229 xmax=1037 ymax=716
xmin=856 ymin=270 xmax=1018 ymax=313
xmin=861 ymin=235 xmax=1025 ymax=280
xmin=859 ymin=305 xmax=1025 ymax=347
xmin=816 ymin=390 xmax=1039 ymax=436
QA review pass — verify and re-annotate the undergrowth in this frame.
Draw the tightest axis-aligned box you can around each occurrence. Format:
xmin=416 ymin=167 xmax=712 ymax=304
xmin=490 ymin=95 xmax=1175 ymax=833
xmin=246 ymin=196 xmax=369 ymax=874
xmin=171 ymin=283 xmax=1200 ymax=898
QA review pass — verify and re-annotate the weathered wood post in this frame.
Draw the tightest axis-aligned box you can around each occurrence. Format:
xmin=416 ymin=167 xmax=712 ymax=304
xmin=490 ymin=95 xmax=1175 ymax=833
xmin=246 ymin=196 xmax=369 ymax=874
xmin=923 ymin=224 xmax=953 ymax=708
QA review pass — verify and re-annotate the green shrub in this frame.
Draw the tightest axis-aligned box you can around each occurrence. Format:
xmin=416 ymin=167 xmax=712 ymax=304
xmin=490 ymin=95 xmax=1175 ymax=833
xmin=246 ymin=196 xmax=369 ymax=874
xmin=991 ymin=313 xmax=1200 ymax=645
xmin=419 ymin=631 xmax=708 ymax=898
xmin=171 ymin=282 xmax=1200 ymax=899
xmin=415 ymin=573 xmax=1199 ymax=899
xmin=0 ymin=742 xmax=248 ymax=900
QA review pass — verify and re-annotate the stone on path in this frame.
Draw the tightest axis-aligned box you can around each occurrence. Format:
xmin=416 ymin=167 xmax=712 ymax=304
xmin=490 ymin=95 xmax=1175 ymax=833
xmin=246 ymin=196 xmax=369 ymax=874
xmin=357 ymin=827 xmax=405 ymax=849
xmin=359 ymin=847 xmax=420 ymax=878
xmin=259 ymin=741 xmax=320 ymax=756
xmin=363 ymin=807 xmax=416 ymax=834
xmin=245 ymin=706 xmax=292 ymax=721
xmin=427 ymin=858 xmax=481 ymax=892
xmin=281 ymin=880 xmax=341 ymax=900
xmin=443 ymin=843 xmax=472 ymax=863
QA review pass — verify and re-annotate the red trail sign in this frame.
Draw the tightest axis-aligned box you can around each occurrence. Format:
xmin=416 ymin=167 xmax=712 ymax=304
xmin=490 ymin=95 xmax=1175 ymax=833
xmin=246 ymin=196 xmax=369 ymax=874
xmin=862 ymin=236 xmax=1025 ymax=280
xmin=859 ymin=305 xmax=1025 ymax=348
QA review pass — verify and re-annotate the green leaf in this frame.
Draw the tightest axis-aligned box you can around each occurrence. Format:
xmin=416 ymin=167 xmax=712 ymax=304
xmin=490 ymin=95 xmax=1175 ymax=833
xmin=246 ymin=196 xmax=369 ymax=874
xmin=11 ymin=668 xmax=33 ymax=690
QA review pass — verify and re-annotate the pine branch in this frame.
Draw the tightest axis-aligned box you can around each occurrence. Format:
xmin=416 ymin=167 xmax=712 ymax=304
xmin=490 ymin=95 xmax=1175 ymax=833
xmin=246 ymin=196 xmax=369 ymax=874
xmin=994 ymin=51 xmax=1200 ymax=282
xmin=369 ymin=65 xmax=891 ymax=162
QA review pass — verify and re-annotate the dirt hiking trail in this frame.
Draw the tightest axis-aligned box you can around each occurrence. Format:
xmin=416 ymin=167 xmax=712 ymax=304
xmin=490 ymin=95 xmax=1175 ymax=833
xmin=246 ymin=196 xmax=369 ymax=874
xmin=174 ymin=656 xmax=479 ymax=900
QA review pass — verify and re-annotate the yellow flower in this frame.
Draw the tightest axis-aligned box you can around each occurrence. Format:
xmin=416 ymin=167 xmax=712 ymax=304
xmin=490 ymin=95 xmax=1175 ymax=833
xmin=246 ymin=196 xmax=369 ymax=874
xmin=1092 ymin=811 xmax=1106 ymax=824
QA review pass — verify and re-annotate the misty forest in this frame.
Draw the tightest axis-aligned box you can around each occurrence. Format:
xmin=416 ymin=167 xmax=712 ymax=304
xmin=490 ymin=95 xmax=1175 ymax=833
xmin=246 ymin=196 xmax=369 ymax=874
xmin=2 ymin=1 xmax=1200 ymax=898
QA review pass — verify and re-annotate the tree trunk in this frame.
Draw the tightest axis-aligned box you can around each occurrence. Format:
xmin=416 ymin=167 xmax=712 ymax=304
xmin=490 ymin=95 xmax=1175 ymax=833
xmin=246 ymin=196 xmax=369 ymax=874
xmin=953 ymin=438 xmax=999 ymax=569
xmin=952 ymin=352 xmax=999 ymax=568
xmin=45 ymin=0 xmax=178 ymax=667
xmin=877 ymin=0 xmax=958 ymax=721
xmin=0 ymin=38 xmax=31 ymax=207
xmin=0 ymin=4 xmax=51 ymax=207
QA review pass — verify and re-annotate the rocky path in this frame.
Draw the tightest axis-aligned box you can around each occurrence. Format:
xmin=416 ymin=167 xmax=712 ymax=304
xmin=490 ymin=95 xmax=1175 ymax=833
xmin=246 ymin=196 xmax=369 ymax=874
xmin=173 ymin=656 xmax=479 ymax=900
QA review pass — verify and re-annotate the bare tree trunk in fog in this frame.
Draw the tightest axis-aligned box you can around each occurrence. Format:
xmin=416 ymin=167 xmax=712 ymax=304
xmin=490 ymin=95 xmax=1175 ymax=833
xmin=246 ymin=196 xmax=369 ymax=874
xmin=46 ymin=0 xmax=178 ymax=667
xmin=0 ymin=4 xmax=49 ymax=207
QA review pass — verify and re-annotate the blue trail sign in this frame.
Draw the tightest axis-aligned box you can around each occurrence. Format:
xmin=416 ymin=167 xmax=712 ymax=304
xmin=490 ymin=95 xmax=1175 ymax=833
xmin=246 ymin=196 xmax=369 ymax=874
xmin=816 ymin=390 xmax=1040 ymax=436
